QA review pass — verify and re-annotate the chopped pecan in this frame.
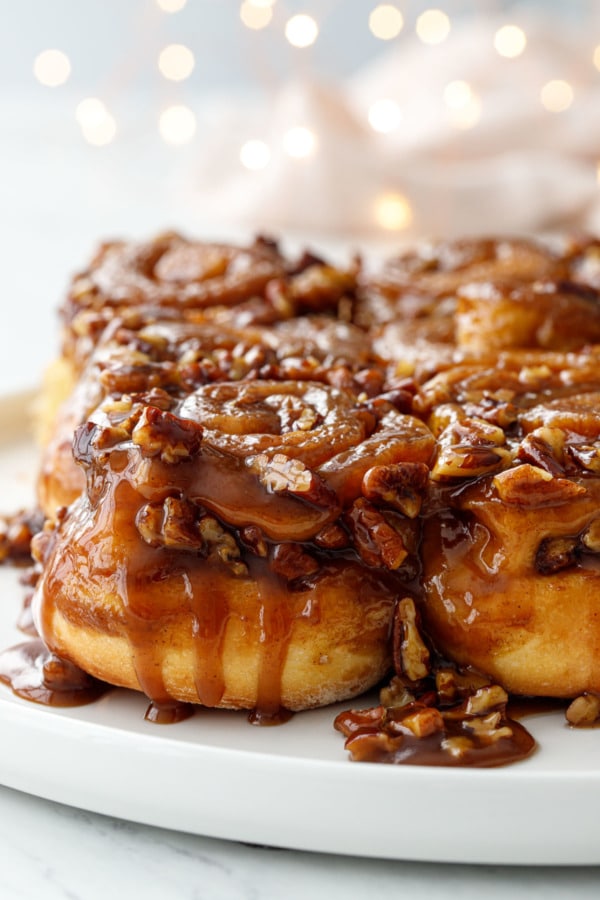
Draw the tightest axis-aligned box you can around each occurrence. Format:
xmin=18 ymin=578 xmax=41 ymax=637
xmin=516 ymin=427 xmax=565 ymax=475
xmin=396 ymin=704 xmax=444 ymax=738
xmin=431 ymin=417 xmax=511 ymax=481
xmin=198 ymin=516 xmax=247 ymax=575
xmin=313 ymin=521 xmax=349 ymax=550
xmin=249 ymin=453 xmax=338 ymax=509
xmin=270 ymin=542 xmax=319 ymax=581
xmin=345 ymin=498 xmax=409 ymax=570
xmin=580 ymin=519 xmax=600 ymax=553
xmin=493 ymin=464 xmax=586 ymax=507
xmin=379 ymin=675 xmax=417 ymax=709
xmin=136 ymin=496 xmax=202 ymax=550
xmin=569 ymin=443 xmax=600 ymax=473
xmin=536 ymin=535 xmax=578 ymax=574
xmin=566 ymin=693 xmax=600 ymax=726
xmin=393 ymin=597 xmax=431 ymax=681
xmin=361 ymin=462 xmax=429 ymax=518
xmin=239 ymin=525 xmax=268 ymax=557
xmin=132 ymin=406 xmax=203 ymax=463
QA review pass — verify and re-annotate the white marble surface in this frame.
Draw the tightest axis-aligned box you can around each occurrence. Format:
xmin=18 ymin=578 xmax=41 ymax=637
xmin=1 ymin=92 xmax=600 ymax=896
xmin=1 ymin=784 xmax=600 ymax=900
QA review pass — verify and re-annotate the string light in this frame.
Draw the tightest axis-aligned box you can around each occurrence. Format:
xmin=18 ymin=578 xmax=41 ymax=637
xmin=159 ymin=104 xmax=197 ymax=144
xmin=158 ymin=44 xmax=195 ymax=81
xmin=494 ymin=25 xmax=527 ymax=59
xmin=416 ymin=9 xmax=451 ymax=45
xmin=156 ymin=0 xmax=187 ymax=12
xmin=540 ymin=79 xmax=574 ymax=112
xmin=368 ymin=99 xmax=403 ymax=133
xmin=374 ymin=193 xmax=413 ymax=230
xmin=240 ymin=1 xmax=273 ymax=29
xmin=283 ymin=126 xmax=317 ymax=159
xmin=76 ymin=99 xmax=117 ymax=146
xmin=443 ymin=80 xmax=481 ymax=128
xmin=33 ymin=49 xmax=71 ymax=87
xmin=285 ymin=14 xmax=319 ymax=48
xmin=240 ymin=139 xmax=271 ymax=170
xmin=368 ymin=5 xmax=404 ymax=40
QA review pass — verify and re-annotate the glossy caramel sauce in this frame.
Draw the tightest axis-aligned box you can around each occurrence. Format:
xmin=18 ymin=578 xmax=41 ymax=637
xmin=0 ymin=640 xmax=109 ymax=706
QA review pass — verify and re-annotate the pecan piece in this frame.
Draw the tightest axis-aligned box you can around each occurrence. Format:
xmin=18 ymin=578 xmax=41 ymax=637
xmin=536 ymin=536 xmax=578 ymax=574
xmin=271 ymin=542 xmax=319 ymax=581
xmin=198 ymin=516 xmax=247 ymax=575
xmin=566 ymin=693 xmax=600 ymax=726
xmin=314 ymin=522 xmax=349 ymax=550
xmin=136 ymin=496 xmax=202 ymax=550
xmin=393 ymin=597 xmax=431 ymax=681
xmin=581 ymin=519 xmax=600 ymax=553
xmin=345 ymin=498 xmax=409 ymax=570
xmin=132 ymin=406 xmax=203 ymax=463
xmin=493 ymin=464 xmax=586 ymax=507
xmin=249 ymin=453 xmax=338 ymax=509
xmin=362 ymin=462 xmax=429 ymax=518
xmin=516 ymin=427 xmax=565 ymax=475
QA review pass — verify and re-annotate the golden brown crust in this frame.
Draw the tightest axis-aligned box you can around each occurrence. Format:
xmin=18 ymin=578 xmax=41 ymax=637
xmin=31 ymin=232 xmax=600 ymax=712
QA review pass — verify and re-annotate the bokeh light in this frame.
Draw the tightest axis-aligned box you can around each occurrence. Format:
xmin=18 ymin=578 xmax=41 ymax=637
xmin=540 ymin=79 xmax=574 ymax=112
xmin=494 ymin=25 xmax=527 ymax=58
xmin=368 ymin=5 xmax=404 ymax=40
xmin=416 ymin=9 xmax=451 ymax=45
xmin=282 ymin=126 xmax=317 ymax=159
xmin=159 ymin=104 xmax=197 ymax=144
xmin=240 ymin=139 xmax=271 ymax=170
xmin=33 ymin=49 xmax=71 ymax=87
xmin=374 ymin=193 xmax=413 ymax=229
xmin=368 ymin=99 xmax=403 ymax=133
xmin=285 ymin=14 xmax=319 ymax=48
xmin=158 ymin=44 xmax=195 ymax=81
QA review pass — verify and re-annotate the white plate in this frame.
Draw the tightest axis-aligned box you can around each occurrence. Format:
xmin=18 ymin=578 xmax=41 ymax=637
xmin=1 ymin=393 xmax=599 ymax=866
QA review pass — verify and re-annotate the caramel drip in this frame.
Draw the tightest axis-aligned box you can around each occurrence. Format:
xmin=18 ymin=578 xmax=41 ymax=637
xmin=144 ymin=699 xmax=196 ymax=724
xmin=0 ymin=640 xmax=109 ymax=707
xmin=190 ymin=587 xmax=229 ymax=707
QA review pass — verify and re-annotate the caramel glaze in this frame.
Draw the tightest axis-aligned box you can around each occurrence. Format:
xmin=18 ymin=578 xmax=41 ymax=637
xmin=31 ymin=380 xmax=422 ymax=720
xmin=0 ymin=639 xmax=109 ymax=707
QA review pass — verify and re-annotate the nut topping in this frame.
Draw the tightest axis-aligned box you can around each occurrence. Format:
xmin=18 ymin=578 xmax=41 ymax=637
xmin=345 ymin=499 xmax=409 ymax=570
xmin=132 ymin=406 xmax=203 ymax=463
xmin=361 ymin=462 xmax=429 ymax=518
xmin=393 ymin=597 xmax=431 ymax=681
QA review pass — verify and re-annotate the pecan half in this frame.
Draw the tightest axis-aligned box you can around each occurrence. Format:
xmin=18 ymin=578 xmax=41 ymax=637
xmin=393 ymin=597 xmax=431 ymax=681
xmin=136 ymin=496 xmax=202 ymax=550
xmin=361 ymin=462 xmax=429 ymax=518
xmin=132 ymin=406 xmax=203 ymax=463
xmin=248 ymin=453 xmax=338 ymax=509
xmin=270 ymin=542 xmax=319 ymax=581
xmin=493 ymin=464 xmax=586 ymax=507
xmin=345 ymin=498 xmax=409 ymax=570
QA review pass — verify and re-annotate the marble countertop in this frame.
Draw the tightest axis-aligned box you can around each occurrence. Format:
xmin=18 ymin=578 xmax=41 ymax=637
xmin=2 ymin=784 xmax=599 ymax=900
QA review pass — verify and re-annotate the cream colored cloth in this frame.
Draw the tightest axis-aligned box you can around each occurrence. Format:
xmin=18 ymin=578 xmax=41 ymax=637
xmin=189 ymin=12 xmax=600 ymax=239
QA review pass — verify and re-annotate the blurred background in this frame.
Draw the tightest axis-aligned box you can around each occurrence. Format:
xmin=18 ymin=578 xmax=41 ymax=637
xmin=2 ymin=0 xmax=600 ymax=391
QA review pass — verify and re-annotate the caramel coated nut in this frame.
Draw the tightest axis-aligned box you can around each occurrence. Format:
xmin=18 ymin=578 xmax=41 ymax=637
xmin=361 ymin=462 xmax=429 ymax=518
xmin=394 ymin=597 xmax=431 ymax=681
xmin=345 ymin=499 xmax=409 ymax=570
xmin=132 ymin=406 xmax=204 ymax=463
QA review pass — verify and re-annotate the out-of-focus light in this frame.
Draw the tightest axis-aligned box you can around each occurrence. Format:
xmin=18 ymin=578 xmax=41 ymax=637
xmin=368 ymin=98 xmax=403 ymax=133
xmin=368 ymin=5 xmax=404 ymax=40
xmin=158 ymin=44 xmax=195 ymax=81
xmin=156 ymin=0 xmax=187 ymax=12
xmin=76 ymin=98 xmax=117 ymax=146
xmin=593 ymin=45 xmax=600 ymax=71
xmin=240 ymin=1 xmax=273 ymax=29
xmin=494 ymin=25 xmax=527 ymax=58
xmin=159 ymin=105 xmax=197 ymax=144
xmin=240 ymin=139 xmax=271 ymax=170
xmin=248 ymin=0 xmax=276 ymax=7
xmin=540 ymin=79 xmax=574 ymax=113
xmin=416 ymin=9 xmax=451 ymax=45
xmin=374 ymin=193 xmax=413 ymax=230
xmin=596 ymin=161 xmax=600 ymax=185
xmin=443 ymin=80 xmax=473 ymax=109
xmin=283 ymin=126 xmax=317 ymax=159
xmin=285 ymin=14 xmax=319 ymax=48
xmin=33 ymin=49 xmax=71 ymax=87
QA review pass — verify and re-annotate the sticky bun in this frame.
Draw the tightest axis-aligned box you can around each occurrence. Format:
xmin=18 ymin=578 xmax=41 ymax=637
xmin=24 ymin=233 xmax=600 ymax=722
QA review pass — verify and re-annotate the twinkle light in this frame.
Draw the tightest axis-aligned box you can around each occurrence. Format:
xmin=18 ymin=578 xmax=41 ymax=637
xmin=285 ymin=14 xmax=319 ymax=48
xmin=368 ymin=98 xmax=403 ymax=133
xmin=283 ymin=126 xmax=317 ymax=159
xmin=240 ymin=139 xmax=271 ymax=170
xmin=158 ymin=44 xmax=195 ymax=81
xmin=156 ymin=0 xmax=187 ymax=12
xmin=540 ymin=79 xmax=574 ymax=113
xmin=33 ymin=49 xmax=71 ymax=87
xmin=374 ymin=193 xmax=413 ymax=230
xmin=240 ymin=1 xmax=273 ymax=29
xmin=593 ymin=44 xmax=600 ymax=71
xmin=159 ymin=104 xmax=197 ymax=144
xmin=494 ymin=25 xmax=527 ymax=59
xmin=416 ymin=9 xmax=451 ymax=45
xmin=76 ymin=98 xmax=117 ymax=146
xmin=368 ymin=5 xmax=404 ymax=41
